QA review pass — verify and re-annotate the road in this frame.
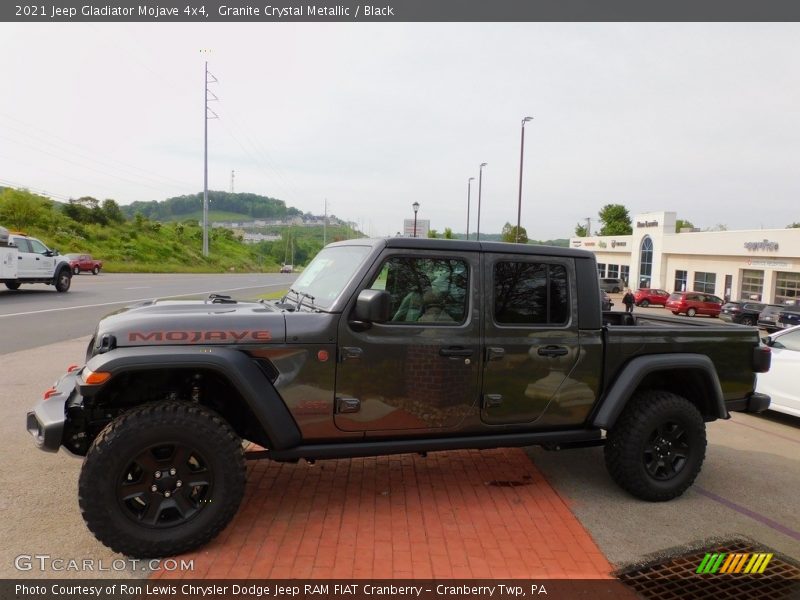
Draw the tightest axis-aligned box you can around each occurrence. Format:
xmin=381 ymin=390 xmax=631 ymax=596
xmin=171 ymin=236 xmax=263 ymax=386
xmin=0 ymin=272 xmax=296 ymax=354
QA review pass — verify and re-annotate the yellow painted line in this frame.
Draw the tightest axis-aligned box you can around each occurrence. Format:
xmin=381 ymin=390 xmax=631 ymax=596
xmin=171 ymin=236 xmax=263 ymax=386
xmin=743 ymin=554 xmax=759 ymax=573
xmin=758 ymin=554 xmax=773 ymax=574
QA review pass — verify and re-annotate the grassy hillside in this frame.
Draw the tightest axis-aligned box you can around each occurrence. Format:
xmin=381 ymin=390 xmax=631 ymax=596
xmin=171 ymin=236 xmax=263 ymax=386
xmin=0 ymin=189 xmax=280 ymax=273
xmin=122 ymin=191 xmax=302 ymax=222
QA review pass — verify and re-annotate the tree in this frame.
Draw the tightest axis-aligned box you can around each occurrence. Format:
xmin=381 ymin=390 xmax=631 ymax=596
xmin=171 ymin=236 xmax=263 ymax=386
xmin=598 ymin=204 xmax=632 ymax=236
xmin=788 ymin=222 xmax=800 ymax=228
xmin=427 ymin=229 xmax=438 ymax=238
xmin=501 ymin=222 xmax=528 ymax=244
xmin=443 ymin=227 xmax=454 ymax=239
xmin=574 ymin=222 xmax=588 ymax=237
xmin=675 ymin=219 xmax=695 ymax=232
xmin=102 ymin=199 xmax=125 ymax=224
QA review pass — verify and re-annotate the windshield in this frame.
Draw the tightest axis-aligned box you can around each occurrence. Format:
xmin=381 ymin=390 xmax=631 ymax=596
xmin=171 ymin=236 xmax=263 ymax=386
xmin=290 ymin=245 xmax=372 ymax=309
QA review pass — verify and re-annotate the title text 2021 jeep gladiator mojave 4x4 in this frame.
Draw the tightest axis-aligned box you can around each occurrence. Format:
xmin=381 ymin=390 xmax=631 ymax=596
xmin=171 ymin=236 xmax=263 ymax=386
xmin=27 ymin=238 xmax=771 ymax=558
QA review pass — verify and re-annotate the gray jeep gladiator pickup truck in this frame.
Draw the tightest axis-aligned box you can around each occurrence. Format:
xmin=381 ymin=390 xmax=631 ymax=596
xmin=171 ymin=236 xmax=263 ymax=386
xmin=27 ymin=238 xmax=771 ymax=557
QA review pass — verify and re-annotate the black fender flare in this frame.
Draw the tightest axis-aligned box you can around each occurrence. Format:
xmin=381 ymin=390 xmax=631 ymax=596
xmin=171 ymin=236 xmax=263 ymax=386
xmin=84 ymin=346 xmax=302 ymax=450
xmin=592 ymin=353 xmax=727 ymax=429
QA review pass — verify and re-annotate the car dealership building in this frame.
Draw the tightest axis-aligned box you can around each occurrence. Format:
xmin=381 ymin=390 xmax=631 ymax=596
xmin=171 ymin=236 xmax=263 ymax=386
xmin=569 ymin=211 xmax=800 ymax=305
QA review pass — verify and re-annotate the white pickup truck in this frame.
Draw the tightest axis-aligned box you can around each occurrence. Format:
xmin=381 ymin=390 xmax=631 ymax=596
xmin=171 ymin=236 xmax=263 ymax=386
xmin=0 ymin=226 xmax=72 ymax=292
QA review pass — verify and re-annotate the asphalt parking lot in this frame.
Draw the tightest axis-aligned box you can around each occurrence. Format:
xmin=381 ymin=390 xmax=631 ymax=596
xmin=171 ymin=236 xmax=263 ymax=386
xmin=3 ymin=326 xmax=798 ymax=579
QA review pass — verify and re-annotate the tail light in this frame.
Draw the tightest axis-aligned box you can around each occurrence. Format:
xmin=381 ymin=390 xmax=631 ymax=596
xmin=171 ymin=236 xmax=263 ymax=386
xmin=753 ymin=346 xmax=771 ymax=373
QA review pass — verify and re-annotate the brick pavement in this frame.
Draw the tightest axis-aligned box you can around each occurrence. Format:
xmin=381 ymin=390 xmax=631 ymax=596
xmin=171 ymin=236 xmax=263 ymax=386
xmin=152 ymin=448 xmax=611 ymax=580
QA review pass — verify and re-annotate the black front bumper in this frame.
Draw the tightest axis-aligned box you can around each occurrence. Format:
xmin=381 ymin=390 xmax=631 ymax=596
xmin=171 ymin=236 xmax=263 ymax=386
xmin=26 ymin=371 xmax=80 ymax=452
xmin=726 ymin=392 xmax=771 ymax=415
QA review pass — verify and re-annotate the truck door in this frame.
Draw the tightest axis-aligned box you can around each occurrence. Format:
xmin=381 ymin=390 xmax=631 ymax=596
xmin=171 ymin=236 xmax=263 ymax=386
xmin=480 ymin=253 xmax=583 ymax=425
xmin=10 ymin=237 xmax=37 ymax=278
xmin=334 ymin=249 xmax=481 ymax=433
xmin=27 ymin=238 xmax=56 ymax=276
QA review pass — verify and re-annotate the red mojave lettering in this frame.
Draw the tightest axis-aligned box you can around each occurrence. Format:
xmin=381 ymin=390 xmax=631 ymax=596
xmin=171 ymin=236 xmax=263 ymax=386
xmin=128 ymin=330 xmax=272 ymax=343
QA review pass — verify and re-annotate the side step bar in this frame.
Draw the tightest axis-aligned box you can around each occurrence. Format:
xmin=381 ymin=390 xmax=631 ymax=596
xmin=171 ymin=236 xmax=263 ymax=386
xmin=248 ymin=429 xmax=603 ymax=462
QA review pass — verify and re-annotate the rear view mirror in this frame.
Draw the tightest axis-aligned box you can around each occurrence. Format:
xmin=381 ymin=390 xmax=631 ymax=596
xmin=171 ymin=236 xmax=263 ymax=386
xmin=354 ymin=289 xmax=391 ymax=323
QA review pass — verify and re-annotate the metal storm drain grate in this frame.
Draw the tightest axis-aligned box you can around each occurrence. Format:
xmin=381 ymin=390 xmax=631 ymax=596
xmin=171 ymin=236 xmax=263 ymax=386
xmin=617 ymin=540 xmax=800 ymax=600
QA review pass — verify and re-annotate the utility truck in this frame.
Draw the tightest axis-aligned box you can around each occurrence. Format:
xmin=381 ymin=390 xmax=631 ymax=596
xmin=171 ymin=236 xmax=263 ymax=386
xmin=1 ymin=225 xmax=72 ymax=292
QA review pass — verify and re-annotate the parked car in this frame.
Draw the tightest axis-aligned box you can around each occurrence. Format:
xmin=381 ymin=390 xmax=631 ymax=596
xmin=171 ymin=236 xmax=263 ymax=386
xmin=666 ymin=291 xmax=723 ymax=317
xmin=66 ymin=253 xmax=102 ymax=275
xmin=758 ymin=305 xmax=787 ymax=332
xmin=756 ymin=325 xmax=800 ymax=417
xmin=599 ymin=277 xmax=626 ymax=293
xmin=601 ymin=290 xmax=614 ymax=311
xmin=719 ymin=301 xmax=767 ymax=326
xmin=280 ymin=264 xmax=293 ymax=273
xmin=634 ymin=288 xmax=670 ymax=307
xmin=777 ymin=306 xmax=800 ymax=330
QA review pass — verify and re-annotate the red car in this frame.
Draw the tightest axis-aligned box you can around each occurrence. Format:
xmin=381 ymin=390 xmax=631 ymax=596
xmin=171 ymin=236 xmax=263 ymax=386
xmin=65 ymin=253 xmax=103 ymax=275
xmin=634 ymin=288 xmax=670 ymax=307
xmin=665 ymin=291 xmax=724 ymax=317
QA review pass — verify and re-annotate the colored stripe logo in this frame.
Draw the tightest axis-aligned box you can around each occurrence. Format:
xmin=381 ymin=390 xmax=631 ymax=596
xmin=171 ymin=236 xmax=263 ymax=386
xmin=696 ymin=552 xmax=773 ymax=574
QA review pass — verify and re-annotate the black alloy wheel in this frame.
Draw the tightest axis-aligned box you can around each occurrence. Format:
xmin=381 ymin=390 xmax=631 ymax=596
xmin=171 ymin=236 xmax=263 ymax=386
xmin=117 ymin=442 xmax=212 ymax=528
xmin=643 ymin=421 xmax=689 ymax=481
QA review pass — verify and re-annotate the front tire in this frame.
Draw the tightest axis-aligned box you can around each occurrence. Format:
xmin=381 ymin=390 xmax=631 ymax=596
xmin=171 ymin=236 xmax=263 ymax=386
xmin=54 ymin=268 xmax=71 ymax=292
xmin=605 ymin=390 xmax=706 ymax=501
xmin=741 ymin=316 xmax=755 ymax=326
xmin=79 ymin=401 xmax=246 ymax=558
xmin=5 ymin=282 xmax=20 ymax=290
xmin=92 ymin=266 xmax=100 ymax=275
xmin=73 ymin=266 xmax=81 ymax=275
xmin=687 ymin=308 xmax=697 ymax=317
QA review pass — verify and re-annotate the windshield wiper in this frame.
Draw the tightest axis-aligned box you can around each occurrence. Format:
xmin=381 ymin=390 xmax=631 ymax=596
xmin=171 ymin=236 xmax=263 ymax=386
xmin=285 ymin=287 xmax=318 ymax=311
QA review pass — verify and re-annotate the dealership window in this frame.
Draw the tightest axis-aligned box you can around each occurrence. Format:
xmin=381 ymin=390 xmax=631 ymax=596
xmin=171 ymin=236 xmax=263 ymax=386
xmin=607 ymin=264 xmax=619 ymax=278
xmin=674 ymin=270 xmax=687 ymax=292
xmin=740 ymin=269 xmax=764 ymax=301
xmin=774 ymin=272 xmax=800 ymax=305
xmin=693 ymin=272 xmax=717 ymax=294
xmin=620 ymin=265 xmax=630 ymax=285
xmin=494 ymin=262 xmax=569 ymax=325
xmin=638 ymin=237 xmax=653 ymax=288
xmin=597 ymin=263 xmax=606 ymax=278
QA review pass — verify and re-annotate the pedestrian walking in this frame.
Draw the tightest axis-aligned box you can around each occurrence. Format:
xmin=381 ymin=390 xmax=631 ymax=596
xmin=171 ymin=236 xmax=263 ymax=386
xmin=622 ymin=289 xmax=635 ymax=313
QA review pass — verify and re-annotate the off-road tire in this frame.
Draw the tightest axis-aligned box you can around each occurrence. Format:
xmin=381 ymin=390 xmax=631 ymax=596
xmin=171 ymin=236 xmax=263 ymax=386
xmin=5 ymin=282 xmax=20 ymax=290
xmin=79 ymin=401 xmax=246 ymax=558
xmin=640 ymin=300 xmax=650 ymax=308
xmin=687 ymin=307 xmax=697 ymax=317
xmin=92 ymin=266 xmax=100 ymax=275
xmin=73 ymin=266 xmax=81 ymax=275
xmin=54 ymin=268 xmax=71 ymax=292
xmin=604 ymin=390 xmax=706 ymax=502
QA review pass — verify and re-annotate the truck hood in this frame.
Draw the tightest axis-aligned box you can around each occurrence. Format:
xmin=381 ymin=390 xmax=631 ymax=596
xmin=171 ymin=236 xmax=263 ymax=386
xmin=92 ymin=299 xmax=287 ymax=351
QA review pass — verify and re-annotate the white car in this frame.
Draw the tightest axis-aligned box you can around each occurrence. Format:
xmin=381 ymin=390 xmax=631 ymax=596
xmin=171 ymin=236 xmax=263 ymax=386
xmin=756 ymin=325 xmax=800 ymax=417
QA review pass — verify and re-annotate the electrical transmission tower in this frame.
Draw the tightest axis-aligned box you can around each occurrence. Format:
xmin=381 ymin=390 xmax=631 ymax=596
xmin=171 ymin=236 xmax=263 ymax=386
xmin=202 ymin=51 xmax=218 ymax=257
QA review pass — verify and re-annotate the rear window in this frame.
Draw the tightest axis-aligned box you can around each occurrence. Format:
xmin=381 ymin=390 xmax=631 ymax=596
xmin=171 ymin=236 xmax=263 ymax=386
xmin=722 ymin=302 xmax=742 ymax=309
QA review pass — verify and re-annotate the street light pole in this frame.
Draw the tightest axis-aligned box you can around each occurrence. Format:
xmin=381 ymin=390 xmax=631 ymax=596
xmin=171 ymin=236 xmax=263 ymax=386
xmin=466 ymin=177 xmax=475 ymax=240
xmin=476 ymin=163 xmax=487 ymax=241
xmin=516 ymin=116 xmax=533 ymax=243
xmin=412 ymin=201 xmax=420 ymax=237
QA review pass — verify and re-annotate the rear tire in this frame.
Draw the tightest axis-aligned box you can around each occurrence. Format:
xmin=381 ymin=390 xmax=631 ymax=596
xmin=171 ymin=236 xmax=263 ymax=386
xmin=92 ymin=266 xmax=100 ymax=275
xmin=687 ymin=308 xmax=697 ymax=317
xmin=5 ymin=282 xmax=20 ymax=290
xmin=605 ymin=390 xmax=706 ymax=501
xmin=79 ymin=401 xmax=246 ymax=558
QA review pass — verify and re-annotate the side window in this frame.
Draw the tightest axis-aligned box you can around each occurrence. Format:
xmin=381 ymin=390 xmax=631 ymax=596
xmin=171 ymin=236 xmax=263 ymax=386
xmin=774 ymin=330 xmax=800 ymax=352
xmin=494 ymin=262 xmax=569 ymax=325
xmin=12 ymin=237 xmax=32 ymax=253
xmin=28 ymin=239 xmax=48 ymax=254
xmin=369 ymin=256 xmax=468 ymax=325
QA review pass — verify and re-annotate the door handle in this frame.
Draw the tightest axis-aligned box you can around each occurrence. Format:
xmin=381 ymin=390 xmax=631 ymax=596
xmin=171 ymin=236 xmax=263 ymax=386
xmin=439 ymin=347 xmax=473 ymax=358
xmin=537 ymin=345 xmax=569 ymax=357
xmin=340 ymin=347 xmax=363 ymax=361
xmin=484 ymin=394 xmax=503 ymax=408
xmin=35 ymin=257 xmax=40 ymax=260
xmin=486 ymin=347 xmax=505 ymax=361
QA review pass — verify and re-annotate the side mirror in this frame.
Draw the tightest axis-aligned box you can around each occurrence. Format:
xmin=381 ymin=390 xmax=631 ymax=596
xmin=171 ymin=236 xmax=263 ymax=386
xmin=354 ymin=289 xmax=391 ymax=323
xmin=762 ymin=336 xmax=773 ymax=347
xmin=44 ymin=250 xmax=54 ymax=257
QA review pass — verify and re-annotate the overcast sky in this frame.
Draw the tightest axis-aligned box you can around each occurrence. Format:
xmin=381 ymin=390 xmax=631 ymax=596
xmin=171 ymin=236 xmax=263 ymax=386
xmin=1 ymin=23 xmax=798 ymax=238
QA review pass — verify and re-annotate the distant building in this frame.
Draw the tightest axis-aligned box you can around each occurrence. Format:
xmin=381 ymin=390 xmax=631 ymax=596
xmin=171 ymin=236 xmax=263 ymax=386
xmin=242 ymin=232 xmax=281 ymax=244
xmin=403 ymin=218 xmax=430 ymax=238
xmin=570 ymin=211 xmax=800 ymax=304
